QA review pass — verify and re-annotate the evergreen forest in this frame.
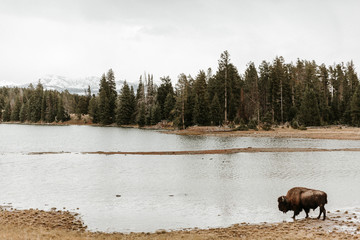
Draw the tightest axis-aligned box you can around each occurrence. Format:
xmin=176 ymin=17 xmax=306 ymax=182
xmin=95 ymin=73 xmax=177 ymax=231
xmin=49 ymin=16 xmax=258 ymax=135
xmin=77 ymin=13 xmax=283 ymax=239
xmin=2 ymin=51 xmax=360 ymax=129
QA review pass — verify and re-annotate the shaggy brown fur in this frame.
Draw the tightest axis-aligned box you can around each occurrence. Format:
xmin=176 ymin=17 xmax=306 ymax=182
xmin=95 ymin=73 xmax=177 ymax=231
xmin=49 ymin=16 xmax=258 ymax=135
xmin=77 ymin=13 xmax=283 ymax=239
xmin=278 ymin=187 xmax=327 ymax=220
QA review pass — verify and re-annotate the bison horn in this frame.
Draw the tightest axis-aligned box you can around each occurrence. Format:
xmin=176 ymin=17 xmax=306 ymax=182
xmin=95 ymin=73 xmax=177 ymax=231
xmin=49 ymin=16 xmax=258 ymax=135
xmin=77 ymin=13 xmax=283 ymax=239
xmin=281 ymin=196 xmax=286 ymax=202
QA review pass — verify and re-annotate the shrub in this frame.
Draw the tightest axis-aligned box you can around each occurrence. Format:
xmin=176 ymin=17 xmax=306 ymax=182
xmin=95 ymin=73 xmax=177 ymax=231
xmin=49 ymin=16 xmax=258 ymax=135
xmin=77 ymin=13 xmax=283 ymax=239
xmin=248 ymin=120 xmax=258 ymax=130
xmin=235 ymin=123 xmax=249 ymax=131
xmin=262 ymin=123 xmax=272 ymax=131
xmin=291 ymin=120 xmax=299 ymax=129
xmin=299 ymin=125 xmax=307 ymax=130
xmin=228 ymin=122 xmax=235 ymax=129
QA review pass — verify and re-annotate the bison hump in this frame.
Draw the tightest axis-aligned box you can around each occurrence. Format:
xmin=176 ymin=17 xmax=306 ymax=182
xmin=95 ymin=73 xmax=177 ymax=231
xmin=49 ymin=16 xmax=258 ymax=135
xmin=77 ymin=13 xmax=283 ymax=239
xmin=300 ymin=190 xmax=327 ymax=206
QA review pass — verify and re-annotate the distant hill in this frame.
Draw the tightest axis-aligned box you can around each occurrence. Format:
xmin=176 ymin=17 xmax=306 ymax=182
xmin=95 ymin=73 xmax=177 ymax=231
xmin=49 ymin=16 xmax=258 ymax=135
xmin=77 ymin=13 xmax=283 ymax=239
xmin=0 ymin=75 xmax=137 ymax=95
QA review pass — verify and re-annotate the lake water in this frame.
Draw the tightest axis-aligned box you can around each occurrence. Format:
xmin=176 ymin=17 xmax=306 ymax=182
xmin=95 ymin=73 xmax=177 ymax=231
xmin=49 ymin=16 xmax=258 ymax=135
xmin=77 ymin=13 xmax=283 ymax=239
xmin=1 ymin=124 xmax=360 ymax=232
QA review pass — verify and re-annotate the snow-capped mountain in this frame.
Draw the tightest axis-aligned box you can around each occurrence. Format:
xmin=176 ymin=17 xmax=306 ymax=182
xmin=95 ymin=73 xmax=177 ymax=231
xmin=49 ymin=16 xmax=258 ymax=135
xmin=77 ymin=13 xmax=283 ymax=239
xmin=1 ymin=75 xmax=137 ymax=95
xmin=33 ymin=75 xmax=101 ymax=94
xmin=0 ymin=81 xmax=18 ymax=87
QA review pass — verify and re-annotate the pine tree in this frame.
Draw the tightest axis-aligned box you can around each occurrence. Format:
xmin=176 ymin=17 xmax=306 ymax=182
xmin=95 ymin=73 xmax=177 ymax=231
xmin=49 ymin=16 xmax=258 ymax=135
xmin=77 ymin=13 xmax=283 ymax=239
xmin=157 ymin=76 xmax=174 ymax=120
xmin=129 ymin=86 xmax=136 ymax=123
xmin=175 ymin=73 xmax=189 ymax=129
xmin=331 ymin=64 xmax=346 ymax=122
xmin=136 ymin=77 xmax=145 ymax=105
xmin=258 ymin=61 xmax=271 ymax=120
xmin=76 ymin=96 xmax=89 ymax=116
xmin=185 ymin=76 xmax=195 ymax=126
xmin=350 ymin=85 xmax=360 ymax=126
xmin=269 ymin=57 xmax=286 ymax=124
xmin=88 ymin=95 xmax=100 ymax=123
xmin=298 ymin=88 xmax=321 ymax=126
xmin=44 ymin=91 xmax=56 ymax=122
xmin=0 ymin=94 xmax=4 ymax=121
xmin=106 ymin=69 xmax=117 ymax=123
xmin=218 ymin=51 xmax=230 ymax=123
xmin=135 ymin=77 xmax=146 ymax=124
xmin=97 ymin=70 xmax=117 ymax=125
xmin=244 ymin=62 xmax=260 ymax=122
xmin=98 ymin=74 xmax=110 ymax=124
xmin=151 ymin=103 xmax=161 ymax=125
xmin=145 ymin=73 xmax=156 ymax=125
xmin=3 ymin=102 xmax=11 ymax=122
xmin=137 ymin=102 xmax=146 ymax=127
xmin=346 ymin=61 xmax=359 ymax=97
xmin=19 ymin=102 xmax=27 ymax=122
xmin=116 ymin=81 xmax=135 ymax=125
xmin=28 ymin=81 xmax=43 ymax=122
xmin=41 ymin=91 xmax=47 ymax=121
xmin=144 ymin=77 xmax=152 ymax=125
xmin=192 ymin=94 xmax=200 ymax=125
xmin=318 ymin=64 xmax=331 ymax=124
xmin=11 ymin=97 xmax=21 ymax=121
xmin=210 ymin=93 xmax=221 ymax=125
xmin=344 ymin=61 xmax=359 ymax=124
xmin=283 ymin=63 xmax=295 ymax=122
xmin=192 ymin=70 xmax=209 ymax=125
xmin=211 ymin=52 xmax=241 ymax=124
xmin=163 ymin=92 xmax=175 ymax=120
xmin=55 ymin=96 xmax=63 ymax=122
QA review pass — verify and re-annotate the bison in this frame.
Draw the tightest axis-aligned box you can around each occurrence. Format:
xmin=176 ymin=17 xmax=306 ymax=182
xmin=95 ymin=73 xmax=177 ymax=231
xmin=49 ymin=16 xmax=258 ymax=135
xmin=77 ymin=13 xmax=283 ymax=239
xmin=278 ymin=187 xmax=327 ymax=220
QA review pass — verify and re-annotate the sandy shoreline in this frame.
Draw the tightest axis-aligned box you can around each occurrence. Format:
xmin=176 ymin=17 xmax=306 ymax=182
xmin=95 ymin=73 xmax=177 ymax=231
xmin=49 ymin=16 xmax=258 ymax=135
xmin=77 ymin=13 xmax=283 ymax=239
xmin=25 ymin=147 xmax=360 ymax=156
xmin=4 ymin=121 xmax=360 ymax=141
xmin=0 ymin=207 xmax=359 ymax=239
xmin=170 ymin=125 xmax=360 ymax=140
xmin=4 ymin=120 xmax=360 ymax=142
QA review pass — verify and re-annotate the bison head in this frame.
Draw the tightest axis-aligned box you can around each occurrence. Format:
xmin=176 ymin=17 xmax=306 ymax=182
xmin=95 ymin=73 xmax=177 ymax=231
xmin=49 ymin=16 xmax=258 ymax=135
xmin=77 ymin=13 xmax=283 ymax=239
xmin=278 ymin=196 xmax=289 ymax=213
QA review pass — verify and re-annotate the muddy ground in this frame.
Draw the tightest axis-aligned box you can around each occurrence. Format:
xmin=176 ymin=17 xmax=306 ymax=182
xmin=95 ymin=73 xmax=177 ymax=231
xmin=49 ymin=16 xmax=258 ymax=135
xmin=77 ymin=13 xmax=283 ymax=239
xmin=0 ymin=206 xmax=359 ymax=239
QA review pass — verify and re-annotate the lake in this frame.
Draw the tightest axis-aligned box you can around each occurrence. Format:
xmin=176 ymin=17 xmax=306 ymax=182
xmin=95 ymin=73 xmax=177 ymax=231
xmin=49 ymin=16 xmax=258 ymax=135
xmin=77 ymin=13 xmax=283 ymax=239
xmin=1 ymin=124 xmax=360 ymax=232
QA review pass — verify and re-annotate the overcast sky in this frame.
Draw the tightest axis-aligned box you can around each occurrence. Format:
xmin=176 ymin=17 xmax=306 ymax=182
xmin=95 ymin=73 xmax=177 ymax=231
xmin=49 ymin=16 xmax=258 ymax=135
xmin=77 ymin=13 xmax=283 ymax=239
xmin=0 ymin=0 xmax=359 ymax=84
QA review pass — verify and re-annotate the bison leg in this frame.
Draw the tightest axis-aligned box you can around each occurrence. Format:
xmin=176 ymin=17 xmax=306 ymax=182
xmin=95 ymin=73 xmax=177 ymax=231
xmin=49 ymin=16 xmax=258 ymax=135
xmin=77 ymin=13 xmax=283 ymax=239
xmin=321 ymin=206 xmax=326 ymax=220
xmin=317 ymin=207 xmax=321 ymax=219
xmin=292 ymin=209 xmax=300 ymax=220
xmin=317 ymin=205 xmax=326 ymax=220
xmin=304 ymin=208 xmax=310 ymax=218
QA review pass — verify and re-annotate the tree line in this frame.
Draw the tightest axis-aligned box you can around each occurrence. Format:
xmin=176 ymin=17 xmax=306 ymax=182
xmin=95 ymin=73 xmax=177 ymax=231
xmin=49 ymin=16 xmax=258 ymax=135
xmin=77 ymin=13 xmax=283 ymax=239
xmin=2 ymin=51 xmax=360 ymax=128
xmin=0 ymin=83 xmax=91 ymax=124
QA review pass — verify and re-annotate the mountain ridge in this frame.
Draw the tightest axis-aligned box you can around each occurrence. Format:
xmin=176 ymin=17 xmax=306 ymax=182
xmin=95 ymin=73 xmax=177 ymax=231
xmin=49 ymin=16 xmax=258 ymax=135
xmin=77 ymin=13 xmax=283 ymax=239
xmin=0 ymin=75 xmax=138 ymax=95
